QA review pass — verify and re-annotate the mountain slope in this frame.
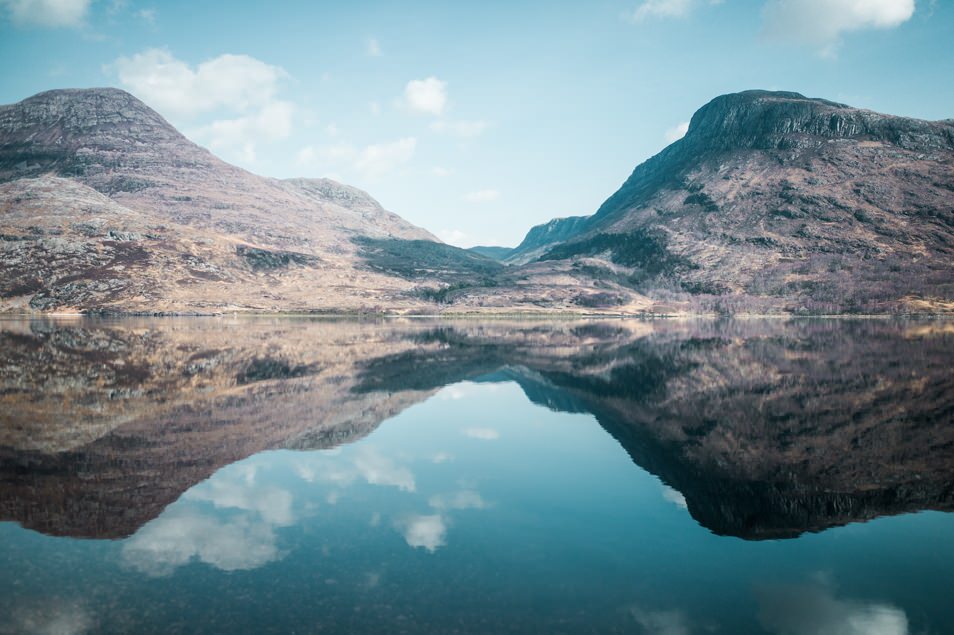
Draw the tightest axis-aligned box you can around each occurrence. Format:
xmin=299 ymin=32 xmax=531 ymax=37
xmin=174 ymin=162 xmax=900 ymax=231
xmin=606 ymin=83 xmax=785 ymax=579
xmin=521 ymin=91 xmax=954 ymax=313
xmin=0 ymin=88 xmax=495 ymax=314
xmin=504 ymin=215 xmax=590 ymax=265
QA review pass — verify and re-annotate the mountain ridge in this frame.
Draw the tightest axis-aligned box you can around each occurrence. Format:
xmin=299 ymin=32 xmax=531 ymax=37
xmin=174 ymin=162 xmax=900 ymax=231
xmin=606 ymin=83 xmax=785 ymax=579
xmin=1 ymin=87 xmax=952 ymax=314
xmin=0 ymin=87 xmax=500 ymax=314
xmin=495 ymin=90 xmax=954 ymax=313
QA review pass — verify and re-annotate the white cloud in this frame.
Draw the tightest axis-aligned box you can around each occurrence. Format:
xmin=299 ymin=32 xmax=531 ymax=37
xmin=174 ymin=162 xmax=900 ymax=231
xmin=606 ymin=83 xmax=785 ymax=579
xmin=354 ymin=137 xmax=417 ymax=176
xmin=404 ymin=77 xmax=448 ymax=116
xmin=121 ymin=463 xmax=293 ymax=576
xmin=438 ymin=229 xmax=467 ymax=245
xmin=110 ymin=48 xmax=289 ymax=118
xmin=122 ymin=507 xmax=282 ymax=576
xmin=397 ymin=514 xmax=447 ymax=552
xmin=294 ymin=137 xmax=416 ymax=177
xmin=463 ymin=427 xmax=500 ymax=440
xmin=326 ymin=123 xmax=339 ymax=137
xmin=431 ymin=166 xmax=453 ymax=177
xmin=136 ymin=7 xmax=155 ymax=24
xmin=292 ymin=448 xmax=416 ymax=492
xmin=353 ymin=448 xmax=416 ymax=492
xmin=195 ymin=100 xmax=295 ymax=163
xmin=664 ymin=121 xmax=690 ymax=143
xmin=757 ymin=580 xmax=909 ymax=635
xmin=430 ymin=119 xmax=490 ymax=137
xmin=185 ymin=475 xmax=294 ymax=526
xmin=627 ymin=0 xmax=695 ymax=21
xmin=0 ymin=0 xmax=90 ymax=28
xmin=625 ymin=0 xmax=725 ymax=22
xmin=463 ymin=189 xmax=500 ymax=203
xmin=109 ymin=48 xmax=295 ymax=166
xmin=369 ymin=101 xmax=382 ymax=116
xmin=661 ymin=485 xmax=688 ymax=508
xmin=367 ymin=37 xmax=382 ymax=57
xmin=762 ymin=0 xmax=915 ymax=55
xmin=432 ymin=451 xmax=454 ymax=463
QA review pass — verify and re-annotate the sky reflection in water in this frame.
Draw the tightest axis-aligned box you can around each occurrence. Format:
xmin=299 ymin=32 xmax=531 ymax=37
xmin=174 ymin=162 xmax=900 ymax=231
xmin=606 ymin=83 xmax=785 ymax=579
xmin=0 ymin=319 xmax=953 ymax=634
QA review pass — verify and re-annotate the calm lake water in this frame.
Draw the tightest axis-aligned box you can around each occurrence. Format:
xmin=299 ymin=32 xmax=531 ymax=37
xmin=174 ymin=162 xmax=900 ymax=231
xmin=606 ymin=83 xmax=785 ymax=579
xmin=1 ymin=317 xmax=952 ymax=634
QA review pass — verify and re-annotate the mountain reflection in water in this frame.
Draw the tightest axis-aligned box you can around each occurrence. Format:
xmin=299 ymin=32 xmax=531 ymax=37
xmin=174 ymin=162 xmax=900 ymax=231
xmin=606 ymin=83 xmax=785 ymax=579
xmin=0 ymin=317 xmax=952 ymax=634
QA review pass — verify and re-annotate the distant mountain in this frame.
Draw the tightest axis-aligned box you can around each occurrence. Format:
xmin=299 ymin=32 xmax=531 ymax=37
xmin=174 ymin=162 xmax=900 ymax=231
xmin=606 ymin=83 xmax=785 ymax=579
xmin=467 ymin=245 xmax=513 ymax=261
xmin=504 ymin=215 xmax=590 ymax=265
xmin=495 ymin=91 xmax=954 ymax=313
xmin=0 ymin=88 xmax=497 ymax=314
xmin=466 ymin=215 xmax=590 ymax=265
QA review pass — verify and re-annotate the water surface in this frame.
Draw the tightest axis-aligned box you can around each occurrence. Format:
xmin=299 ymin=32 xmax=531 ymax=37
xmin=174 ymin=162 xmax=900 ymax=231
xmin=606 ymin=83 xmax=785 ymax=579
xmin=1 ymin=318 xmax=952 ymax=634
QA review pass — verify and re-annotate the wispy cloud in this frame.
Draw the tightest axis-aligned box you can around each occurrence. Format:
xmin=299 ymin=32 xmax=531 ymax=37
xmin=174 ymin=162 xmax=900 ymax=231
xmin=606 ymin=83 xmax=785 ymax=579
xmin=762 ymin=0 xmax=915 ymax=56
xmin=625 ymin=0 xmax=722 ymax=23
xmin=431 ymin=119 xmax=491 ymax=138
xmin=757 ymin=577 xmax=909 ymax=634
xmin=664 ymin=121 xmax=690 ymax=143
xmin=296 ymin=138 xmax=418 ymax=178
xmin=626 ymin=0 xmax=695 ymax=22
xmin=463 ymin=189 xmax=500 ymax=203
xmin=429 ymin=489 xmax=489 ymax=510
xmin=438 ymin=229 xmax=467 ymax=245
xmin=354 ymin=137 xmax=417 ymax=177
xmin=367 ymin=37 xmax=382 ymax=57
xmin=0 ymin=0 xmax=91 ymax=28
xmin=463 ymin=427 xmax=500 ymax=440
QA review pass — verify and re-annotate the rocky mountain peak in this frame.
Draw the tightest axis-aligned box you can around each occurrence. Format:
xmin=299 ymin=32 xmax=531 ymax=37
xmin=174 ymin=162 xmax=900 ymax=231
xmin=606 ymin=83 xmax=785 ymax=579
xmin=1 ymin=88 xmax=184 ymax=149
xmin=0 ymin=87 xmax=214 ymax=185
xmin=683 ymin=89 xmax=954 ymax=152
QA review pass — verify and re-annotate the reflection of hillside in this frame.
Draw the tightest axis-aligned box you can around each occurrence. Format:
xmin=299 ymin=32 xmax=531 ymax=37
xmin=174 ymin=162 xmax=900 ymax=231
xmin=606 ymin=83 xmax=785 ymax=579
xmin=1 ymin=318 xmax=952 ymax=541
xmin=0 ymin=318 xmax=437 ymax=538
xmin=353 ymin=320 xmax=954 ymax=539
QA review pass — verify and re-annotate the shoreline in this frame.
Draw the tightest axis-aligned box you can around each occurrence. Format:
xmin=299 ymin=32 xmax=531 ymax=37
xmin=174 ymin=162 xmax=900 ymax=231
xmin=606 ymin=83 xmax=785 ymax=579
xmin=2 ymin=310 xmax=953 ymax=320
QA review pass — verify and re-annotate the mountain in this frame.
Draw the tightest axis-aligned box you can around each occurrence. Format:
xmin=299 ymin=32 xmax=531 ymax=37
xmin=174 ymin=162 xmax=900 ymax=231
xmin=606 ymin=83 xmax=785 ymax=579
xmin=467 ymin=245 xmax=513 ymax=261
xmin=469 ymin=91 xmax=954 ymax=314
xmin=0 ymin=88 xmax=499 ymax=314
xmin=503 ymin=215 xmax=590 ymax=265
xmin=3 ymin=88 xmax=952 ymax=315
xmin=466 ymin=215 xmax=589 ymax=265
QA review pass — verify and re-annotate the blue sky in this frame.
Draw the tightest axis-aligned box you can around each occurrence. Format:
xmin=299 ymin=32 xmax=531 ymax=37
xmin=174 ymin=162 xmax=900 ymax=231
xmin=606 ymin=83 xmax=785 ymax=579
xmin=1 ymin=0 xmax=952 ymax=247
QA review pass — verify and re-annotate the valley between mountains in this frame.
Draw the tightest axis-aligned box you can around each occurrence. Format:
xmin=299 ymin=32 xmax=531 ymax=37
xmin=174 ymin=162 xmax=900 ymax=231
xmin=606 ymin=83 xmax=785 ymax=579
xmin=1 ymin=88 xmax=952 ymax=315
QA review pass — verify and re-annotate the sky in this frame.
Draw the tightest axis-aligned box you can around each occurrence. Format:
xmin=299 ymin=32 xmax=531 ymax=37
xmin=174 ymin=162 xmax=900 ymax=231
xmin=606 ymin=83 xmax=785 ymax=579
xmin=1 ymin=0 xmax=952 ymax=247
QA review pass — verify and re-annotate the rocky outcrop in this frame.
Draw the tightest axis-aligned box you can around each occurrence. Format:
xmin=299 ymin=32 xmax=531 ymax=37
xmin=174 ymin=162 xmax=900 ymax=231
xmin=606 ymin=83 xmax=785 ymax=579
xmin=503 ymin=215 xmax=592 ymax=265
xmin=0 ymin=89 xmax=456 ymax=314
xmin=514 ymin=90 xmax=954 ymax=314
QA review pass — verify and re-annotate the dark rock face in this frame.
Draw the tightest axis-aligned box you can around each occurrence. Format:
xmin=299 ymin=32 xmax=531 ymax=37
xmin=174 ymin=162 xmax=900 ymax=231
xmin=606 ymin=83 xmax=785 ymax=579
xmin=685 ymin=90 xmax=954 ymax=152
xmin=504 ymin=215 xmax=591 ymax=265
xmin=531 ymin=90 xmax=954 ymax=313
xmin=0 ymin=88 xmax=212 ymax=186
xmin=467 ymin=245 xmax=513 ymax=261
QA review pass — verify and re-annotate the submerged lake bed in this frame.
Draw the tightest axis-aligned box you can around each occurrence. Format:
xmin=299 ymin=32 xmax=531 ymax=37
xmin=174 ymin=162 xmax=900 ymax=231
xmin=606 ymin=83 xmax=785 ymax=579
xmin=1 ymin=317 xmax=952 ymax=634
